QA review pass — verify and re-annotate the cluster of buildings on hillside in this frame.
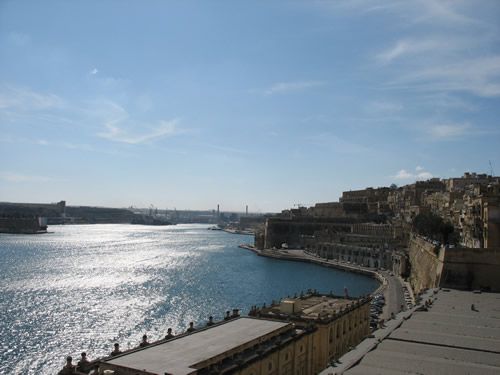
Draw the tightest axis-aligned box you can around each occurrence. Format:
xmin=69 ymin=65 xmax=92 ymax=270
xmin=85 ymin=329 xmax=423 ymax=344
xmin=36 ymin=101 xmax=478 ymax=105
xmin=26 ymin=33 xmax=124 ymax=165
xmin=254 ymin=172 xmax=500 ymax=291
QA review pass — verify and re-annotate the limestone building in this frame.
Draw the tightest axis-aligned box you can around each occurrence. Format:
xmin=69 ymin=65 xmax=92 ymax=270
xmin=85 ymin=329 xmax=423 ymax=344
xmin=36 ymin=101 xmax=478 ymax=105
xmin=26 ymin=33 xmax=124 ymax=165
xmin=97 ymin=294 xmax=369 ymax=375
xmin=250 ymin=293 xmax=371 ymax=373
xmin=99 ymin=317 xmax=311 ymax=375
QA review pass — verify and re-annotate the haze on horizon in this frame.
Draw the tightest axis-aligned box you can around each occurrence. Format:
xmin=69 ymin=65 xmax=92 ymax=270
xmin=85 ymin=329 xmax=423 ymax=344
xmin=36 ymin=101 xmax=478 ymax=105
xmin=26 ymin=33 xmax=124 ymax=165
xmin=1 ymin=1 xmax=499 ymax=212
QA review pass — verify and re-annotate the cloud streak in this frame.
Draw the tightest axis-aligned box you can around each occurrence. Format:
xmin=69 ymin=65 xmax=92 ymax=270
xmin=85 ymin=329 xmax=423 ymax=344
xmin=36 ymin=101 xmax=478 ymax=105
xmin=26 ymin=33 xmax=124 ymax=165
xmin=96 ymin=104 xmax=180 ymax=145
xmin=98 ymin=119 xmax=178 ymax=144
xmin=263 ymin=80 xmax=326 ymax=95
xmin=362 ymin=1 xmax=500 ymax=99
xmin=0 ymin=86 xmax=64 ymax=110
xmin=427 ymin=123 xmax=470 ymax=140
xmin=0 ymin=172 xmax=57 ymax=183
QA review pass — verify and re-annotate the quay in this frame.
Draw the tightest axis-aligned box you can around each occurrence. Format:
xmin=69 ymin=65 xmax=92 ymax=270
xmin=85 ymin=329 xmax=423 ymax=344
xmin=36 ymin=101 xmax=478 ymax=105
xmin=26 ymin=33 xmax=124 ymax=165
xmin=238 ymin=244 xmax=404 ymax=319
xmin=223 ymin=228 xmax=255 ymax=235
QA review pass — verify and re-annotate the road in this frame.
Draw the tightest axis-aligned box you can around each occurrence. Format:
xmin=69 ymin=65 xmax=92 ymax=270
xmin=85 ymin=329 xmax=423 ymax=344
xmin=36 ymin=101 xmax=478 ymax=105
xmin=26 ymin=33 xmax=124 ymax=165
xmin=379 ymin=271 xmax=405 ymax=320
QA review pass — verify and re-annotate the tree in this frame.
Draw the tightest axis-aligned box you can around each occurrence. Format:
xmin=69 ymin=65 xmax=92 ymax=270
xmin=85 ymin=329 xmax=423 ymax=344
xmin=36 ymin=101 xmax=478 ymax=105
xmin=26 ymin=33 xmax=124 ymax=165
xmin=412 ymin=211 xmax=458 ymax=245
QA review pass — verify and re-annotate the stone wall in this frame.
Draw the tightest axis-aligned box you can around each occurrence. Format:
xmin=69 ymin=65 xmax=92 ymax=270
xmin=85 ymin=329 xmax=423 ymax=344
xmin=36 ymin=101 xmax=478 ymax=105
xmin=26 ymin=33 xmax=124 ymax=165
xmin=263 ymin=218 xmax=354 ymax=249
xmin=0 ymin=217 xmax=45 ymax=234
xmin=408 ymin=235 xmax=500 ymax=293
xmin=408 ymin=235 xmax=444 ymax=294
xmin=441 ymin=247 xmax=500 ymax=291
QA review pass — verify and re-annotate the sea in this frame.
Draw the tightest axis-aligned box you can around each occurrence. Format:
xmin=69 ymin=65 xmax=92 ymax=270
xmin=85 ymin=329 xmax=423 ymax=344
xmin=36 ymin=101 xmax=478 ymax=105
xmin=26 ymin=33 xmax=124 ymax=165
xmin=0 ymin=224 xmax=378 ymax=374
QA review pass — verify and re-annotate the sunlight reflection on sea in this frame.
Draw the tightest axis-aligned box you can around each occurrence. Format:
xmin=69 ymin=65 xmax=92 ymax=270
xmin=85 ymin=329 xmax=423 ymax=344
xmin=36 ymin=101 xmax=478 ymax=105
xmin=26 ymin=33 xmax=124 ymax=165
xmin=0 ymin=224 xmax=378 ymax=374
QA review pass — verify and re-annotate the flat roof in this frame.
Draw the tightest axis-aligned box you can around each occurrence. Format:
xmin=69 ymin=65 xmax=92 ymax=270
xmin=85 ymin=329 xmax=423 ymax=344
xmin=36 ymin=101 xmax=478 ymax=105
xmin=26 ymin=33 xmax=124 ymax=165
xmin=278 ymin=295 xmax=353 ymax=316
xmin=105 ymin=317 xmax=291 ymax=375
xmin=344 ymin=289 xmax=500 ymax=375
xmin=300 ymin=296 xmax=351 ymax=314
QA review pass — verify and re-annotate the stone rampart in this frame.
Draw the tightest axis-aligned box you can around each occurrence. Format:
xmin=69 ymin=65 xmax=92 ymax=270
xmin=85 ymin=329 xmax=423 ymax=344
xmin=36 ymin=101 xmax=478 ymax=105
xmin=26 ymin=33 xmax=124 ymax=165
xmin=408 ymin=236 xmax=444 ymax=294
xmin=409 ymin=235 xmax=500 ymax=293
xmin=441 ymin=247 xmax=500 ymax=291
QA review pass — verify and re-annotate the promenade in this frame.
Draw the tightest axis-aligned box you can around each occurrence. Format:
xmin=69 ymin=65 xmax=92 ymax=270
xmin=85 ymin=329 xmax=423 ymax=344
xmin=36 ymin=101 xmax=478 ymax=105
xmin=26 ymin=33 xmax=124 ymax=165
xmin=238 ymin=245 xmax=405 ymax=319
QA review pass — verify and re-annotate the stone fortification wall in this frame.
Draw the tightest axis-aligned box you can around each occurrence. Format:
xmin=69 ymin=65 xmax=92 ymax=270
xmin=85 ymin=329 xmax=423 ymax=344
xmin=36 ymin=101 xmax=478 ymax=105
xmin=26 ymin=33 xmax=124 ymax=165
xmin=263 ymin=218 xmax=355 ymax=249
xmin=409 ymin=235 xmax=500 ymax=293
xmin=0 ymin=217 xmax=44 ymax=234
xmin=0 ymin=201 xmax=65 ymax=217
xmin=408 ymin=236 xmax=444 ymax=294
xmin=441 ymin=247 xmax=500 ymax=291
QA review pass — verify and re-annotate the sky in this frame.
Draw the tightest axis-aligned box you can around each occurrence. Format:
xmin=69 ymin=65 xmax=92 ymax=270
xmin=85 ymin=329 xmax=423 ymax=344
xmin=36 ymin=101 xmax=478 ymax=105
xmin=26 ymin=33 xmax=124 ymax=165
xmin=1 ymin=0 xmax=499 ymax=212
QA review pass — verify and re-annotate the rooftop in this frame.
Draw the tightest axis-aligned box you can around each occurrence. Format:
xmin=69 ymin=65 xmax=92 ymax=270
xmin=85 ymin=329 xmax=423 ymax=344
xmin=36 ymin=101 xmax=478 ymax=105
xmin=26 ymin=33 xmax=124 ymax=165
xmin=253 ymin=293 xmax=368 ymax=323
xmin=104 ymin=317 xmax=292 ymax=375
xmin=291 ymin=295 xmax=351 ymax=316
xmin=344 ymin=289 xmax=500 ymax=375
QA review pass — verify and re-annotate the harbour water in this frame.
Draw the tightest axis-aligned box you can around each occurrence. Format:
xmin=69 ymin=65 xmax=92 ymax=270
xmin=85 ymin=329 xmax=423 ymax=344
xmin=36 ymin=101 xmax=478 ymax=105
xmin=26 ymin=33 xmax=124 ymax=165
xmin=0 ymin=224 xmax=378 ymax=374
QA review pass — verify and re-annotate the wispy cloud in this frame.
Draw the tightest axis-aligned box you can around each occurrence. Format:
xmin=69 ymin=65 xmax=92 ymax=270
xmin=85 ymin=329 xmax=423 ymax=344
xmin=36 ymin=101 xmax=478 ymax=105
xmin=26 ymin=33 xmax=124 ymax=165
xmin=262 ymin=80 xmax=326 ymax=95
xmin=364 ymin=100 xmax=403 ymax=113
xmin=90 ymin=100 xmax=181 ymax=144
xmin=204 ymin=143 xmax=252 ymax=155
xmin=358 ymin=1 xmax=500 ymax=99
xmin=391 ymin=55 xmax=500 ymax=98
xmin=0 ymin=172 xmax=57 ymax=183
xmin=427 ymin=123 xmax=470 ymax=140
xmin=0 ymin=86 xmax=64 ymax=110
xmin=393 ymin=166 xmax=433 ymax=180
xmin=324 ymin=0 xmax=483 ymax=26
xmin=89 ymin=68 xmax=98 ymax=75
xmin=98 ymin=118 xmax=179 ymax=144
xmin=376 ymin=38 xmax=463 ymax=64
xmin=411 ymin=0 xmax=479 ymax=26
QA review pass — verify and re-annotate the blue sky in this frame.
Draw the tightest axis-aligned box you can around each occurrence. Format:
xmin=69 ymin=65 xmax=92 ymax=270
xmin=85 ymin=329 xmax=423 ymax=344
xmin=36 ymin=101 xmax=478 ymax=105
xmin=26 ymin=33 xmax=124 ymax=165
xmin=1 ymin=0 xmax=499 ymax=212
